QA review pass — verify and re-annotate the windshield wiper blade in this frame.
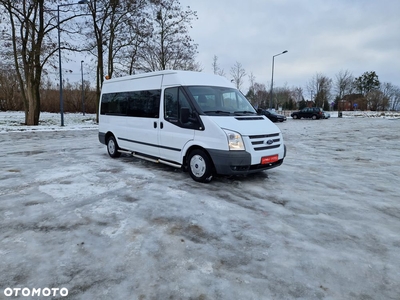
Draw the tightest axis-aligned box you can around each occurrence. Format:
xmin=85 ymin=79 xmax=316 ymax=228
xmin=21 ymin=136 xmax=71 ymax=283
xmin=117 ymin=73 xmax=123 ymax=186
xmin=203 ymin=110 xmax=231 ymax=114
xmin=234 ymin=111 xmax=256 ymax=114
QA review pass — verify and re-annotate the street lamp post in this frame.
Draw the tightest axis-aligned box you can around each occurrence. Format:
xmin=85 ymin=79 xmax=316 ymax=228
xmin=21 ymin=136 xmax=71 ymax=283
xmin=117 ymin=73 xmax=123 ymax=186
xmin=58 ymin=0 xmax=89 ymax=126
xmin=81 ymin=60 xmax=85 ymax=116
xmin=269 ymin=50 xmax=288 ymax=109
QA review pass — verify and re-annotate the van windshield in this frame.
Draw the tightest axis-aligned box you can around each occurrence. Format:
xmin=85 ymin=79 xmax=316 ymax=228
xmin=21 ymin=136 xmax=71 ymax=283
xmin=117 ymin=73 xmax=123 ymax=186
xmin=187 ymin=86 xmax=256 ymax=116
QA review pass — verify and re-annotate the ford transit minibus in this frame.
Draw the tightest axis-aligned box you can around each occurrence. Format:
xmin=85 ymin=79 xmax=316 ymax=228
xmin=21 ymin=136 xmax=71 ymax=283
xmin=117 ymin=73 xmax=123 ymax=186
xmin=98 ymin=70 xmax=286 ymax=182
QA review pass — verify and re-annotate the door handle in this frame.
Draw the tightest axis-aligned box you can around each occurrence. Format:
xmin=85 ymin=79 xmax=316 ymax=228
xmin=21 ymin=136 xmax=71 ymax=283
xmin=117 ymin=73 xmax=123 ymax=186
xmin=153 ymin=122 xmax=157 ymax=128
xmin=160 ymin=122 xmax=163 ymax=129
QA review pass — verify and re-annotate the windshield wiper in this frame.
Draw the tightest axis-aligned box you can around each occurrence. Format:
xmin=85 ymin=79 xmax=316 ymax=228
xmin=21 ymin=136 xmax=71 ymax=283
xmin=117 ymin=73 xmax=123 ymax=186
xmin=203 ymin=110 xmax=231 ymax=114
xmin=234 ymin=111 xmax=256 ymax=114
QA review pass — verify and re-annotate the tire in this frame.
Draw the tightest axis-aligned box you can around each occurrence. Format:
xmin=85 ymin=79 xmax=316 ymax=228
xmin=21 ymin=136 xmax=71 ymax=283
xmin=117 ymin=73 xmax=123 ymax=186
xmin=188 ymin=149 xmax=213 ymax=183
xmin=312 ymin=115 xmax=317 ymax=120
xmin=107 ymin=135 xmax=121 ymax=158
xmin=292 ymin=114 xmax=298 ymax=119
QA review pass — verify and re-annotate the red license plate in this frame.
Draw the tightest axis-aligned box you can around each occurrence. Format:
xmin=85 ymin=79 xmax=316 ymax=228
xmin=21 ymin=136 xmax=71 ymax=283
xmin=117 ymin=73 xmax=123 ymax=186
xmin=261 ymin=155 xmax=279 ymax=164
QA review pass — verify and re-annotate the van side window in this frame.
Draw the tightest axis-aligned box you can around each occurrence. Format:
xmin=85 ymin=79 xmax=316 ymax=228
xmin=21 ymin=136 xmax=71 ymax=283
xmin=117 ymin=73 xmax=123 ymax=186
xmin=164 ymin=87 xmax=196 ymax=128
xmin=101 ymin=93 xmax=127 ymax=115
xmin=164 ymin=88 xmax=179 ymax=119
xmin=127 ymin=90 xmax=160 ymax=118
xmin=100 ymin=90 xmax=160 ymax=118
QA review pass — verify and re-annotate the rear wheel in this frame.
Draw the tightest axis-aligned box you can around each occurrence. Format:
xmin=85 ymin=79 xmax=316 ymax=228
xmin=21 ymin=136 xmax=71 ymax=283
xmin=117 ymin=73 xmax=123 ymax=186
xmin=107 ymin=135 xmax=121 ymax=158
xmin=312 ymin=115 xmax=317 ymax=120
xmin=188 ymin=149 xmax=213 ymax=183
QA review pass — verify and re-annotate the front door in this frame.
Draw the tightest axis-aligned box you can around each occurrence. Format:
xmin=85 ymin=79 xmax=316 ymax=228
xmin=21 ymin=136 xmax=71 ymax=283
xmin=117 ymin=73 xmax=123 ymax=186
xmin=158 ymin=87 xmax=197 ymax=164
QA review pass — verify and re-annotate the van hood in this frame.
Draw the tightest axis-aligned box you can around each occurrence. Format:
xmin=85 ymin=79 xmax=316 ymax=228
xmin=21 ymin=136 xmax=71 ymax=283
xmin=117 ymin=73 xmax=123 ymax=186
xmin=204 ymin=115 xmax=281 ymax=135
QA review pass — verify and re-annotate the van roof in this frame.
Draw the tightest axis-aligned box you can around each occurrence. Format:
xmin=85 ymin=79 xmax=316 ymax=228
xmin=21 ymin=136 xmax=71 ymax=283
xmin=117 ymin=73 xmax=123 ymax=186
xmin=103 ymin=70 xmax=234 ymax=88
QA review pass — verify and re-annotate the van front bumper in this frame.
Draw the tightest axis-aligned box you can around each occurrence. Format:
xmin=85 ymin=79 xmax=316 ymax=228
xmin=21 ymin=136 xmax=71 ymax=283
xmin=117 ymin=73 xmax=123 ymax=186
xmin=207 ymin=149 xmax=284 ymax=176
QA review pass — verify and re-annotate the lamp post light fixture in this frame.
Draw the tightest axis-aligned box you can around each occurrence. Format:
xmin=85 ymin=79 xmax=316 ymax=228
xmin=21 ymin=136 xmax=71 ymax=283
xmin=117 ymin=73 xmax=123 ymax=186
xmin=81 ymin=60 xmax=85 ymax=116
xmin=57 ymin=0 xmax=89 ymax=126
xmin=269 ymin=50 xmax=288 ymax=109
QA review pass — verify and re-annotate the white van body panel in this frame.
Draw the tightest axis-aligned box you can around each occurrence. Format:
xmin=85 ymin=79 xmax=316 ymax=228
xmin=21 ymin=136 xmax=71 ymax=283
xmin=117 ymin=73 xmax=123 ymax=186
xmin=118 ymin=116 xmax=160 ymax=158
xmin=157 ymin=119 xmax=194 ymax=163
xmin=206 ymin=115 xmax=278 ymax=136
xmin=161 ymin=70 xmax=233 ymax=88
xmin=104 ymin=73 xmax=164 ymax=93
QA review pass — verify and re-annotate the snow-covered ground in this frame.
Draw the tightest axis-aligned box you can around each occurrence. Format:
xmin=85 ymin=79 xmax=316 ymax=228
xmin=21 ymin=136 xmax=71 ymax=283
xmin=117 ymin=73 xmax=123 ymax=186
xmin=0 ymin=111 xmax=98 ymax=133
xmin=1 ymin=111 xmax=400 ymax=299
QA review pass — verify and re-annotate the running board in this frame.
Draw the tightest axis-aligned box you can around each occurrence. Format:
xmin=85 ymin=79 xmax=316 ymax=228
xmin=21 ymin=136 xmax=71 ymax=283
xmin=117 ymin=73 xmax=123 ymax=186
xmin=132 ymin=153 xmax=159 ymax=163
xmin=126 ymin=152 xmax=181 ymax=169
xmin=118 ymin=149 xmax=132 ymax=154
xmin=158 ymin=159 xmax=181 ymax=168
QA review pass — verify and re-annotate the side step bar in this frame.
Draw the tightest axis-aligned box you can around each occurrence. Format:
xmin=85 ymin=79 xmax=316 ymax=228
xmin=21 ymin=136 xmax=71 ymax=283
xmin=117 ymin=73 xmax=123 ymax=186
xmin=118 ymin=150 xmax=182 ymax=169
xmin=158 ymin=159 xmax=181 ymax=169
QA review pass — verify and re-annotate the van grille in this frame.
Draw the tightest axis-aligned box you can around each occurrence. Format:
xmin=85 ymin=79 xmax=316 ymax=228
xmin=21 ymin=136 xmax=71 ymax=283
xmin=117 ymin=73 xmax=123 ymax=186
xmin=248 ymin=133 xmax=281 ymax=151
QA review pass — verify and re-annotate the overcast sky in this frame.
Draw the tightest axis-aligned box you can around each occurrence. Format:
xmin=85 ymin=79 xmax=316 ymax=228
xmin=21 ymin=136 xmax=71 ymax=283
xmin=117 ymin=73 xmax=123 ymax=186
xmin=179 ymin=0 xmax=400 ymax=94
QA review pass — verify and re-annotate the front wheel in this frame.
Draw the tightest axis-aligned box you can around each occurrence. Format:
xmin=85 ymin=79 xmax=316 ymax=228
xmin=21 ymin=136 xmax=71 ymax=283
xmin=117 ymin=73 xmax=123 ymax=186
xmin=292 ymin=114 xmax=298 ymax=119
xmin=188 ymin=149 xmax=213 ymax=183
xmin=107 ymin=135 xmax=121 ymax=158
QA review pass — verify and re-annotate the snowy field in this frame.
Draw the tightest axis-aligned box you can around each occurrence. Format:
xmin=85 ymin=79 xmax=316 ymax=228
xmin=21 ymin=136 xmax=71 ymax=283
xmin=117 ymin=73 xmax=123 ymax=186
xmin=1 ymin=111 xmax=400 ymax=299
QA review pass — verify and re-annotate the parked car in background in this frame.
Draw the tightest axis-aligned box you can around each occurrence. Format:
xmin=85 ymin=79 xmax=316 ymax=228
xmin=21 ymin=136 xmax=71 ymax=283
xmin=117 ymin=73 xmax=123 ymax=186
xmin=291 ymin=107 xmax=324 ymax=120
xmin=257 ymin=109 xmax=287 ymax=122
xmin=323 ymin=111 xmax=331 ymax=119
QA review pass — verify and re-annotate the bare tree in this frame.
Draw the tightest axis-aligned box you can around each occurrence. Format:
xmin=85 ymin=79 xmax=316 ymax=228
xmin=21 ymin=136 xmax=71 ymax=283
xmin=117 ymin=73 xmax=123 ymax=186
xmin=290 ymin=86 xmax=304 ymax=107
xmin=0 ymin=0 xmax=89 ymax=125
xmin=366 ymin=90 xmax=388 ymax=111
xmin=0 ymin=63 xmax=22 ymax=111
xmin=1 ymin=0 xmax=50 ymax=125
xmin=274 ymin=86 xmax=291 ymax=109
xmin=123 ymin=27 xmax=151 ymax=76
xmin=291 ymin=87 xmax=304 ymax=103
xmin=307 ymin=73 xmax=332 ymax=108
xmin=245 ymin=72 xmax=256 ymax=105
xmin=212 ymin=55 xmax=225 ymax=76
xmin=230 ymin=61 xmax=246 ymax=91
xmin=379 ymin=82 xmax=397 ymax=111
xmin=84 ymin=0 xmax=148 ymax=122
xmin=334 ymin=70 xmax=354 ymax=99
xmin=389 ymin=86 xmax=400 ymax=111
xmin=136 ymin=0 xmax=199 ymax=72
xmin=250 ymin=83 xmax=268 ymax=108
xmin=248 ymin=72 xmax=256 ymax=92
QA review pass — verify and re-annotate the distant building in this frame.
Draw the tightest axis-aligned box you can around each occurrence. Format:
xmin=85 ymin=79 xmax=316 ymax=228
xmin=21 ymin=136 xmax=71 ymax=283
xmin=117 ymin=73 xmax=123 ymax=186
xmin=340 ymin=94 xmax=367 ymax=111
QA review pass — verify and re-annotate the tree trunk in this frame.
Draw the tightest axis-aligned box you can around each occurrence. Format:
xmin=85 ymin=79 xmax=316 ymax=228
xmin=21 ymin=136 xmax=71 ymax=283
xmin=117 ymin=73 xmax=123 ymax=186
xmin=95 ymin=43 xmax=104 ymax=124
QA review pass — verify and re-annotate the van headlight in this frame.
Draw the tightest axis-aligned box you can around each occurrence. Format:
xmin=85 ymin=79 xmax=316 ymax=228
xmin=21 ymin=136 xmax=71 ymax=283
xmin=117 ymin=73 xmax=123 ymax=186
xmin=223 ymin=129 xmax=245 ymax=151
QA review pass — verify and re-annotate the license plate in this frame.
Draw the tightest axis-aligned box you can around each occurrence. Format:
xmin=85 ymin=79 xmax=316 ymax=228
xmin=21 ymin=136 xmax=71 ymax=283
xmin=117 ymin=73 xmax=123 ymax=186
xmin=261 ymin=155 xmax=279 ymax=164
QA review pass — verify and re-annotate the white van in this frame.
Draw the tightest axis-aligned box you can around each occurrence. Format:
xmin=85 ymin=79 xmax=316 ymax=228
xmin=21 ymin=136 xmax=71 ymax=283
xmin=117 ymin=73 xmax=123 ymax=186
xmin=98 ymin=70 xmax=286 ymax=182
